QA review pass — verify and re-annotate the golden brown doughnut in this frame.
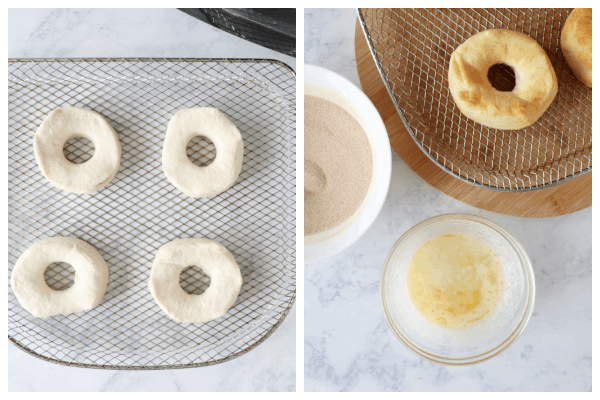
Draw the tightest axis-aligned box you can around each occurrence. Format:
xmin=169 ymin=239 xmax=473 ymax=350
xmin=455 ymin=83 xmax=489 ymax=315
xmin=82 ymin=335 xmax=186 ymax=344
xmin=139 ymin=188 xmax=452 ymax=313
xmin=561 ymin=8 xmax=592 ymax=87
xmin=448 ymin=29 xmax=558 ymax=130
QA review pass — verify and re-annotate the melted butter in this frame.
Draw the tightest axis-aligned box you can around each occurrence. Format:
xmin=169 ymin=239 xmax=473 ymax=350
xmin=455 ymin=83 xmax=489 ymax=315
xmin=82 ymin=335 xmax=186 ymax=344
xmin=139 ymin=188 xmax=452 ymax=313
xmin=408 ymin=233 xmax=504 ymax=329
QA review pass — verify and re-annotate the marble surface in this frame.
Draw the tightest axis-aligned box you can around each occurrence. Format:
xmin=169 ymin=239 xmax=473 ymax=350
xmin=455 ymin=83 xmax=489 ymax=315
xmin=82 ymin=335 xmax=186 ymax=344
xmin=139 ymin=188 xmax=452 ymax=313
xmin=8 ymin=8 xmax=295 ymax=392
xmin=304 ymin=8 xmax=592 ymax=392
xmin=8 ymin=8 xmax=295 ymax=69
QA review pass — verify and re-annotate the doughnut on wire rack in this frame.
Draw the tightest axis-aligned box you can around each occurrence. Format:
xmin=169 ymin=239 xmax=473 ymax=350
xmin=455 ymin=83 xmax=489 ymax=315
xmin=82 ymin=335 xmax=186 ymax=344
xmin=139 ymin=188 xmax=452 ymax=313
xmin=8 ymin=58 xmax=296 ymax=369
xmin=358 ymin=8 xmax=591 ymax=191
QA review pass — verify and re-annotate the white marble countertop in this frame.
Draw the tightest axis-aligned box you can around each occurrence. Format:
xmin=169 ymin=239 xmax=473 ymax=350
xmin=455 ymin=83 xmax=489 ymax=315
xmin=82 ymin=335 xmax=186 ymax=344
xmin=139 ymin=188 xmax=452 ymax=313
xmin=304 ymin=8 xmax=591 ymax=392
xmin=8 ymin=8 xmax=295 ymax=392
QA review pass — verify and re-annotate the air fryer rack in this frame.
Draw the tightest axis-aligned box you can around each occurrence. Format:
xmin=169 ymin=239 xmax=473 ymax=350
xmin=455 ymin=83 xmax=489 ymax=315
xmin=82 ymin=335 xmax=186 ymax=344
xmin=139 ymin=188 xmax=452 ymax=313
xmin=358 ymin=8 xmax=591 ymax=191
xmin=8 ymin=58 xmax=296 ymax=369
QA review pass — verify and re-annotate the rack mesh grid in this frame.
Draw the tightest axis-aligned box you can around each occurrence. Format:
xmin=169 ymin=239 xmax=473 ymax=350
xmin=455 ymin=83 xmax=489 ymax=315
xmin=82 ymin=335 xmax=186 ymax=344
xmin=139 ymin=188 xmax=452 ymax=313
xmin=358 ymin=8 xmax=591 ymax=191
xmin=8 ymin=58 xmax=296 ymax=369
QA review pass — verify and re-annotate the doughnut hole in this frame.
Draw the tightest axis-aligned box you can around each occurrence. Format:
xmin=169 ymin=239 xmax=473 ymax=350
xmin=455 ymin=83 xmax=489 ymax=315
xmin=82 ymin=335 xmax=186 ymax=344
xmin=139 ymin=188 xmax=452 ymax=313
xmin=63 ymin=136 xmax=95 ymax=164
xmin=487 ymin=63 xmax=516 ymax=92
xmin=179 ymin=265 xmax=211 ymax=295
xmin=44 ymin=262 xmax=76 ymax=291
xmin=187 ymin=135 xmax=216 ymax=167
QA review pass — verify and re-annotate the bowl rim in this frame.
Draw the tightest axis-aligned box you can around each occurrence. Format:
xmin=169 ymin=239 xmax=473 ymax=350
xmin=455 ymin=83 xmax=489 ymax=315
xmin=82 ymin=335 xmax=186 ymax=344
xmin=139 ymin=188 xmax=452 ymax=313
xmin=304 ymin=63 xmax=392 ymax=262
xmin=380 ymin=213 xmax=536 ymax=365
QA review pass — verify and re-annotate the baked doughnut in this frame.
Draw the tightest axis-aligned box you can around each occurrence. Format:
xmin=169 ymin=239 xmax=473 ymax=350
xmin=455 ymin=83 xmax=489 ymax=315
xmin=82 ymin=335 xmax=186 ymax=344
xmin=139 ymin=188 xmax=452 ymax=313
xmin=148 ymin=238 xmax=243 ymax=323
xmin=162 ymin=108 xmax=244 ymax=198
xmin=34 ymin=107 xmax=121 ymax=194
xmin=448 ymin=29 xmax=558 ymax=130
xmin=561 ymin=8 xmax=592 ymax=87
xmin=11 ymin=237 xmax=109 ymax=318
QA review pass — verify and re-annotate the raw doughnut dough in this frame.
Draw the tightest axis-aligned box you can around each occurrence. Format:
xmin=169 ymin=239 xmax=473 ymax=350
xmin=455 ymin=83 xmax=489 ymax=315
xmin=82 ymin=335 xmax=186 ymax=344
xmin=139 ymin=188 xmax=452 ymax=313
xmin=11 ymin=237 xmax=109 ymax=318
xmin=561 ymin=8 xmax=592 ymax=87
xmin=34 ymin=106 xmax=121 ymax=194
xmin=448 ymin=29 xmax=558 ymax=130
xmin=148 ymin=238 xmax=243 ymax=323
xmin=162 ymin=107 xmax=244 ymax=198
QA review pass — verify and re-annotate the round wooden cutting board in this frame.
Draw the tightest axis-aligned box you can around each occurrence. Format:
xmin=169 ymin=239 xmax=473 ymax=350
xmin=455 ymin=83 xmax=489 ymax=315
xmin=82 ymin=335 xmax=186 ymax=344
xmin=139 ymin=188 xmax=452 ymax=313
xmin=354 ymin=19 xmax=591 ymax=218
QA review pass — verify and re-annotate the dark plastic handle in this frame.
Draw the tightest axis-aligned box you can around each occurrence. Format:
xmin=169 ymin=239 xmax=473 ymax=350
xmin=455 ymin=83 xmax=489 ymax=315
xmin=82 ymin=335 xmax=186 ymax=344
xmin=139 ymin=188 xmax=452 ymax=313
xmin=179 ymin=8 xmax=296 ymax=57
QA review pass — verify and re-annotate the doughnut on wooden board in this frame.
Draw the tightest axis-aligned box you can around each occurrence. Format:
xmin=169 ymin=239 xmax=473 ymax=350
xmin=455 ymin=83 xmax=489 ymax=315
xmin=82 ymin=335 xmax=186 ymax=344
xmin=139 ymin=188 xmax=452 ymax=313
xmin=354 ymin=18 xmax=591 ymax=218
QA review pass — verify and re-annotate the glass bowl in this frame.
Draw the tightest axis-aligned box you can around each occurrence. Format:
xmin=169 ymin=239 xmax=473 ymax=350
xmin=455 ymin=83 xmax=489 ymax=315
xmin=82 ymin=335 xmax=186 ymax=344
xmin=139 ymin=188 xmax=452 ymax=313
xmin=381 ymin=214 xmax=535 ymax=365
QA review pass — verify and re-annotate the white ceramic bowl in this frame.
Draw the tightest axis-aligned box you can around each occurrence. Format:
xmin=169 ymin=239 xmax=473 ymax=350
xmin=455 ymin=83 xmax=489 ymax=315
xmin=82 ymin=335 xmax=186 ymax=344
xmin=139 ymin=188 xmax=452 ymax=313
xmin=305 ymin=64 xmax=392 ymax=263
xmin=381 ymin=214 xmax=536 ymax=365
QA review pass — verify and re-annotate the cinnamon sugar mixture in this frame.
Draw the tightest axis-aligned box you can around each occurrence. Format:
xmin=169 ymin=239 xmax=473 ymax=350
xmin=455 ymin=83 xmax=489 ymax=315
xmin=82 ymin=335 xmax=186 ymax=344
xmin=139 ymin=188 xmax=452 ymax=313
xmin=304 ymin=95 xmax=373 ymax=236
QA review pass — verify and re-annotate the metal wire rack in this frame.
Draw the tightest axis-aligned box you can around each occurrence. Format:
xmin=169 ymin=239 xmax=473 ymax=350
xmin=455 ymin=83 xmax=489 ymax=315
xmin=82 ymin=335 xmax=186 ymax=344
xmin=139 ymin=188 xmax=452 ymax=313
xmin=358 ymin=8 xmax=592 ymax=191
xmin=8 ymin=58 xmax=296 ymax=369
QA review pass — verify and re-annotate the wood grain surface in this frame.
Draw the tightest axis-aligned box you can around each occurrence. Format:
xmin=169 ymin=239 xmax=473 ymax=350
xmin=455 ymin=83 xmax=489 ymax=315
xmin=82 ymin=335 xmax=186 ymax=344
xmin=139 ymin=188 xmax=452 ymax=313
xmin=354 ymin=18 xmax=591 ymax=218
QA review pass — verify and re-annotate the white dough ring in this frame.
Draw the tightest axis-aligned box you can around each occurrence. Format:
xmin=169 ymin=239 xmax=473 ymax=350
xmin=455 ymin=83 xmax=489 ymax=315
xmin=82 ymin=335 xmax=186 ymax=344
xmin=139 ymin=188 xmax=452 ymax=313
xmin=11 ymin=237 xmax=109 ymax=318
xmin=162 ymin=107 xmax=244 ymax=198
xmin=148 ymin=238 xmax=243 ymax=323
xmin=34 ymin=106 xmax=121 ymax=194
